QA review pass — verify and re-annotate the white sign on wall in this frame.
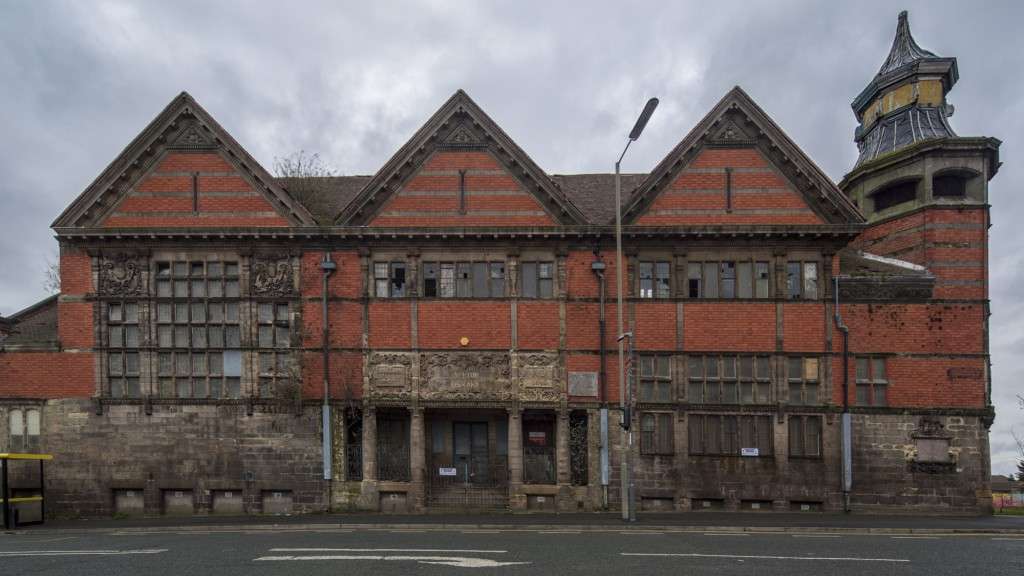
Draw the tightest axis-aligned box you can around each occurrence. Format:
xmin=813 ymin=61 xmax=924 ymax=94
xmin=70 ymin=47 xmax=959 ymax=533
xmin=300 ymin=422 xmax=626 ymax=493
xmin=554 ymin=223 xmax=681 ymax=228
xmin=741 ymin=447 xmax=759 ymax=457
xmin=438 ymin=467 xmax=457 ymax=476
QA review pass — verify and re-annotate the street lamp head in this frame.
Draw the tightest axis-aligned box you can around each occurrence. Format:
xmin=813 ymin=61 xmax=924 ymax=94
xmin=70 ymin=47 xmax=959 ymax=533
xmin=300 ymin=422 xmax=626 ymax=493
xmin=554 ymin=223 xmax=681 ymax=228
xmin=628 ymin=98 xmax=659 ymax=141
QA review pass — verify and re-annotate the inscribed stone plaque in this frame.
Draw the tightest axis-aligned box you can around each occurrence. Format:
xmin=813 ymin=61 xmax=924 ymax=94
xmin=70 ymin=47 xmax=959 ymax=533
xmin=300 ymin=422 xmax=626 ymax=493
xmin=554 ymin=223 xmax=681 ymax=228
xmin=568 ymin=372 xmax=599 ymax=397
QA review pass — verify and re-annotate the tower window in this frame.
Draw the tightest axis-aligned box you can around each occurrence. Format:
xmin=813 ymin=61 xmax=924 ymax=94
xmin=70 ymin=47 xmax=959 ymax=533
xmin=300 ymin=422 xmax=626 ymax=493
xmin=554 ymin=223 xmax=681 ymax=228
xmin=872 ymin=181 xmax=917 ymax=212
xmin=933 ymin=173 xmax=970 ymax=198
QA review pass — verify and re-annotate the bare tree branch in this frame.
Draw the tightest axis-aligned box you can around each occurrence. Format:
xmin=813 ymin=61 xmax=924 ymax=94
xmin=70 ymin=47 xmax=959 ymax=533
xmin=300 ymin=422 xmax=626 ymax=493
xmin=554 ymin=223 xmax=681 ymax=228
xmin=273 ymin=150 xmax=337 ymax=209
xmin=43 ymin=250 xmax=60 ymax=294
xmin=1013 ymin=426 xmax=1024 ymax=482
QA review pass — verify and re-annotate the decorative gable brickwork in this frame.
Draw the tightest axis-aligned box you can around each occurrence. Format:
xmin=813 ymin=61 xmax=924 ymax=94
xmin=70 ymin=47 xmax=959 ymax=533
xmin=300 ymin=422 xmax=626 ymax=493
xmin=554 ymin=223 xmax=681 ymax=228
xmin=369 ymin=149 xmax=557 ymax=227
xmin=52 ymin=92 xmax=316 ymax=230
xmin=624 ymin=87 xmax=863 ymax=226
xmin=337 ymin=90 xmax=586 ymax=226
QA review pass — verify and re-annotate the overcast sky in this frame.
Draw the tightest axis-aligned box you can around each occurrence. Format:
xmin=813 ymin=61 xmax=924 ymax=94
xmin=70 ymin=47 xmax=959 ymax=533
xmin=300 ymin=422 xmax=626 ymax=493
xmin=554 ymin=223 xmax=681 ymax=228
xmin=0 ymin=0 xmax=1020 ymax=476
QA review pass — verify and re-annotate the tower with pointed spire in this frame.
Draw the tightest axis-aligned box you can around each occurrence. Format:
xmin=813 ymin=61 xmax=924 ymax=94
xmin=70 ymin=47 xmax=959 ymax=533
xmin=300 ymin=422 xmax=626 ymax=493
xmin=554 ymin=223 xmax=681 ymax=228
xmin=840 ymin=11 xmax=1000 ymax=299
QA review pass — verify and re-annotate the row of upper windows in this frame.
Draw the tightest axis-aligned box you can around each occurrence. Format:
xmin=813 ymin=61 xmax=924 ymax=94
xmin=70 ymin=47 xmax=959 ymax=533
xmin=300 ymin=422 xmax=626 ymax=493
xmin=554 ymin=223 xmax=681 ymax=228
xmin=104 ymin=300 xmax=291 ymax=350
xmin=638 ymin=354 xmax=888 ymax=407
xmin=374 ymin=260 xmax=554 ymax=299
xmin=105 ymin=350 xmax=294 ymax=400
xmin=121 ymin=257 xmax=821 ymax=300
xmin=373 ymin=258 xmax=822 ymax=300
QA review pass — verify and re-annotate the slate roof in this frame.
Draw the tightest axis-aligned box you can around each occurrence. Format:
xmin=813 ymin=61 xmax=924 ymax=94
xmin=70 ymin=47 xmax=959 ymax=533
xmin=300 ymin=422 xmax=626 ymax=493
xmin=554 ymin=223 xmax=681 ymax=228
xmin=273 ymin=173 xmax=650 ymax=226
xmin=839 ymin=248 xmax=931 ymax=278
xmin=1 ymin=295 xmax=58 ymax=349
xmin=552 ymin=173 xmax=648 ymax=225
xmin=276 ymin=176 xmax=372 ymax=225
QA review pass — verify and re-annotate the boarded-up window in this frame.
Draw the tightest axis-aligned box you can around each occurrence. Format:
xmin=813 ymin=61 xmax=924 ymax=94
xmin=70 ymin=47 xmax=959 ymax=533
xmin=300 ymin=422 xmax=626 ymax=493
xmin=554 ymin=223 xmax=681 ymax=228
xmin=640 ymin=412 xmax=673 ymax=455
xmin=788 ymin=415 xmax=822 ymax=458
xmin=689 ymin=414 xmax=772 ymax=456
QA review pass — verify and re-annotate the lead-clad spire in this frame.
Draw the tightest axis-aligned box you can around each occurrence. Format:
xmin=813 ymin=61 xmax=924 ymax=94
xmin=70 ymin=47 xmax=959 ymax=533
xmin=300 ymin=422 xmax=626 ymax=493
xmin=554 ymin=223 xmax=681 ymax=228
xmin=877 ymin=11 xmax=938 ymax=76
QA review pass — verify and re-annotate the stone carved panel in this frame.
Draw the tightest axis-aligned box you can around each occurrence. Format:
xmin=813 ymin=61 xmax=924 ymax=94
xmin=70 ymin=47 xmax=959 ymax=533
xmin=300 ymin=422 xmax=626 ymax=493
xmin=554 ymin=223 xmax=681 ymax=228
xmin=251 ymin=255 xmax=296 ymax=297
xmin=911 ymin=416 xmax=952 ymax=439
xmin=368 ymin=353 xmax=413 ymax=400
xmin=519 ymin=353 xmax=560 ymax=402
xmin=420 ymin=352 xmax=512 ymax=401
xmin=99 ymin=254 xmax=146 ymax=297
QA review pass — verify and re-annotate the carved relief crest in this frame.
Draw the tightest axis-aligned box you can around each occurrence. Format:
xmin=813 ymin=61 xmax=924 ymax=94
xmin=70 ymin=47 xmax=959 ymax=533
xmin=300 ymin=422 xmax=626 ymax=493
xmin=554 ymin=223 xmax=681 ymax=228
xmin=519 ymin=353 xmax=560 ymax=402
xmin=169 ymin=124 xmax=217 ymax=150
xmin=368 ymin=353 xmax=413 ymax=400
xmin=420 ymin=352 xmax=513 ymax=401
xmin=708 ymin=117 xmax=756 ymax=147
xmin=444 ymin=124 xmax=483 ymax=148
xmin=251 ymin=255 xmax=295 ymax=297
xmin=99 ymin=254 xmax=146 ymax=297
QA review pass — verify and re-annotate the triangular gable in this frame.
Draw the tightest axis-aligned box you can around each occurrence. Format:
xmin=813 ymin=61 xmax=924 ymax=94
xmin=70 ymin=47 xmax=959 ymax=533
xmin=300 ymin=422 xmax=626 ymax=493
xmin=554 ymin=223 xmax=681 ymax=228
xmin=623 ymin=86 xmax=864 ymax=226
xmin=336 ymin=90 xmax=586 ymax=226
xmin=52 ymin=92 xmax=317 ymax=229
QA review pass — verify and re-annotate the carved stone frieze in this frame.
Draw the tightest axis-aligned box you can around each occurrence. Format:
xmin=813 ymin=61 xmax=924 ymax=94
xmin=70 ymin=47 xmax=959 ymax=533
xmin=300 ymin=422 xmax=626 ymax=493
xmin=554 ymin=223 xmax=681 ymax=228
xmin=908 ymin=461 xmax=956 ymax=474
xmin=98 ymin=254 xmax=147 ymax=297
xmin=367 ymin=353 xmax=413 ymax=401
xmin=707 ymin=116 xmax=757 ymax=147
xmin=419 ymin=352 xmax=513 ymax=401
xmin=168 ymin=123 xmax=218 ymax=150
xmin=518 ymin=353 xmax=560 ymax=403
xmin=251 ymin=255 xmax=296 ymax=297
xmin=912 ymin=416 xmax=952 ymax=439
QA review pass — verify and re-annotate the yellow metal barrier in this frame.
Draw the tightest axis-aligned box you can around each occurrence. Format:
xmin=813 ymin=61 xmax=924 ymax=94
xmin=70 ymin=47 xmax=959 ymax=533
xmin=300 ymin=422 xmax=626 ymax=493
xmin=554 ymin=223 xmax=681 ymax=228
xmin=1 ymin=453 xmax=53 ymax=529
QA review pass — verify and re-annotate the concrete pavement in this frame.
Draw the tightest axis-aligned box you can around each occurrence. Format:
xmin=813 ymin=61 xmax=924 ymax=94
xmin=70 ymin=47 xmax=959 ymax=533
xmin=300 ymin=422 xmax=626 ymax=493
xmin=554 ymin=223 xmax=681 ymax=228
xmin=23 ymin=510 xmax=1024 ymax=535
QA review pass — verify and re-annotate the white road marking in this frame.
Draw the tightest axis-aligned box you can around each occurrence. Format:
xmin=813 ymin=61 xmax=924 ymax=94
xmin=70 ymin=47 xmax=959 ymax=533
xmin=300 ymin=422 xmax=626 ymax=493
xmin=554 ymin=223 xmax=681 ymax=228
xmin=0 ymin=549 xmax=168 ymax=557
xmin=622 ymin=552 xmax=909 ymax=563
xmin=269 ymin=547 xmax=507 ymax=554
xmin=792 ymin=534 xmax=841 ymax=538
xmin=992 ymin=538 xmax=1024 ymax=541
xmin=255 ymin=555 xmax=528 ymax=568
xmin=703 ymin=532 xmax=749 ymax=536
xmin=891 ymin=536 xmax=939 ymax=540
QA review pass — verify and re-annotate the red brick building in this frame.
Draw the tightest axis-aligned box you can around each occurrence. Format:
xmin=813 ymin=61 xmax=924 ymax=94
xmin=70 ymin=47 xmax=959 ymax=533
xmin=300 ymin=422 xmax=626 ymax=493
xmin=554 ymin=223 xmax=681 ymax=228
xmin=0 ymin=12 xmax=999 ymax=515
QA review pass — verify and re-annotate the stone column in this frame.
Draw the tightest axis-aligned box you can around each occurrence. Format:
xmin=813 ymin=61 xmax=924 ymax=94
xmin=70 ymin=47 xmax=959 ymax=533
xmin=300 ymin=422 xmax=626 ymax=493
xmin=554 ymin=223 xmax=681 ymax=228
xmin=362 ymin=407 xmax=377 ymax=481
xmin=410 ymin=407 xmax=425 ymax=511
xmin=355 ymin=406 xmax=379 ymax=511
xmin=507 ymin=408 xmax=524 ymax=509
xmin=556 ymin=409 xmax=571 ymax=510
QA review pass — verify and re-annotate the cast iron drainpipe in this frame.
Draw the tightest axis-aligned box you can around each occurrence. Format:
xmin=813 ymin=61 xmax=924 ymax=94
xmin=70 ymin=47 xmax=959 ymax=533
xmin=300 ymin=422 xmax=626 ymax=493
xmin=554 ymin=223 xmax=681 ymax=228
xmin=591 ymin=251 xmax=609 ymax=509
xmin=321 ymin=252 xmax=337 ymax=483
xmin=834 ymin=275 xmax=852 ymax=512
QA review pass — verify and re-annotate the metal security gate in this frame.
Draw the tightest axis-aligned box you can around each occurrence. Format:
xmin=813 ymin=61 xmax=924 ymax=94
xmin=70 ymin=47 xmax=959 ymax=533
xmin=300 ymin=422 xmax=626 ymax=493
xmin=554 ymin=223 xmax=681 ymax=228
xmin=378 ymin=414 xmax=410 ymax=482
xmin=523 ymin=418 xmax=555 ymax=484
xmin=427 ymin=420 xmax=508 ymax=510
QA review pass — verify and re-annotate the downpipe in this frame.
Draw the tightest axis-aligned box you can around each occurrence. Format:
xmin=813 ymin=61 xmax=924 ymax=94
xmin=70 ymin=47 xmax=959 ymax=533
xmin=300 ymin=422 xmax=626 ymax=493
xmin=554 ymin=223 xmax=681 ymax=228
xmin=834 ymin=275 xmax=852 ymax=513
xmin=591 ymin=251 xmax=609 ymax=510
xmin=321 ymin=252 xmax=337 ymax=484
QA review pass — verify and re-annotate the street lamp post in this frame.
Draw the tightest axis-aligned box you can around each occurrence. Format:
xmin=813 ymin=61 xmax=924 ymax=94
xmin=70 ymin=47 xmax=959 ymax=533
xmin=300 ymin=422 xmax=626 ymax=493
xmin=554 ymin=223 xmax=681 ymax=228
xmin=615 ymin=97 xmax=658 ymax=522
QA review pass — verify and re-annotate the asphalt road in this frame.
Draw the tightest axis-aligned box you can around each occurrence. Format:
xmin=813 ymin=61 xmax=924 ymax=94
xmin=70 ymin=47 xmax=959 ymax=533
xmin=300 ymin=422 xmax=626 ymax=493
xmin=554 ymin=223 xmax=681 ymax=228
xmin=2 ymin=525 xmax=1023 ymax=575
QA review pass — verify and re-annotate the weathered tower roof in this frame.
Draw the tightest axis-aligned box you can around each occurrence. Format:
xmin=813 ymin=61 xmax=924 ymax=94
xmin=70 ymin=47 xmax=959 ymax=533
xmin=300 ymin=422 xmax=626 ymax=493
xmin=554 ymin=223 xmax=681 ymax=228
xmin=876 ymin=11 xmax=938 ymax=76
xmin=850 ymin=11 xmax=959 ymax=168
